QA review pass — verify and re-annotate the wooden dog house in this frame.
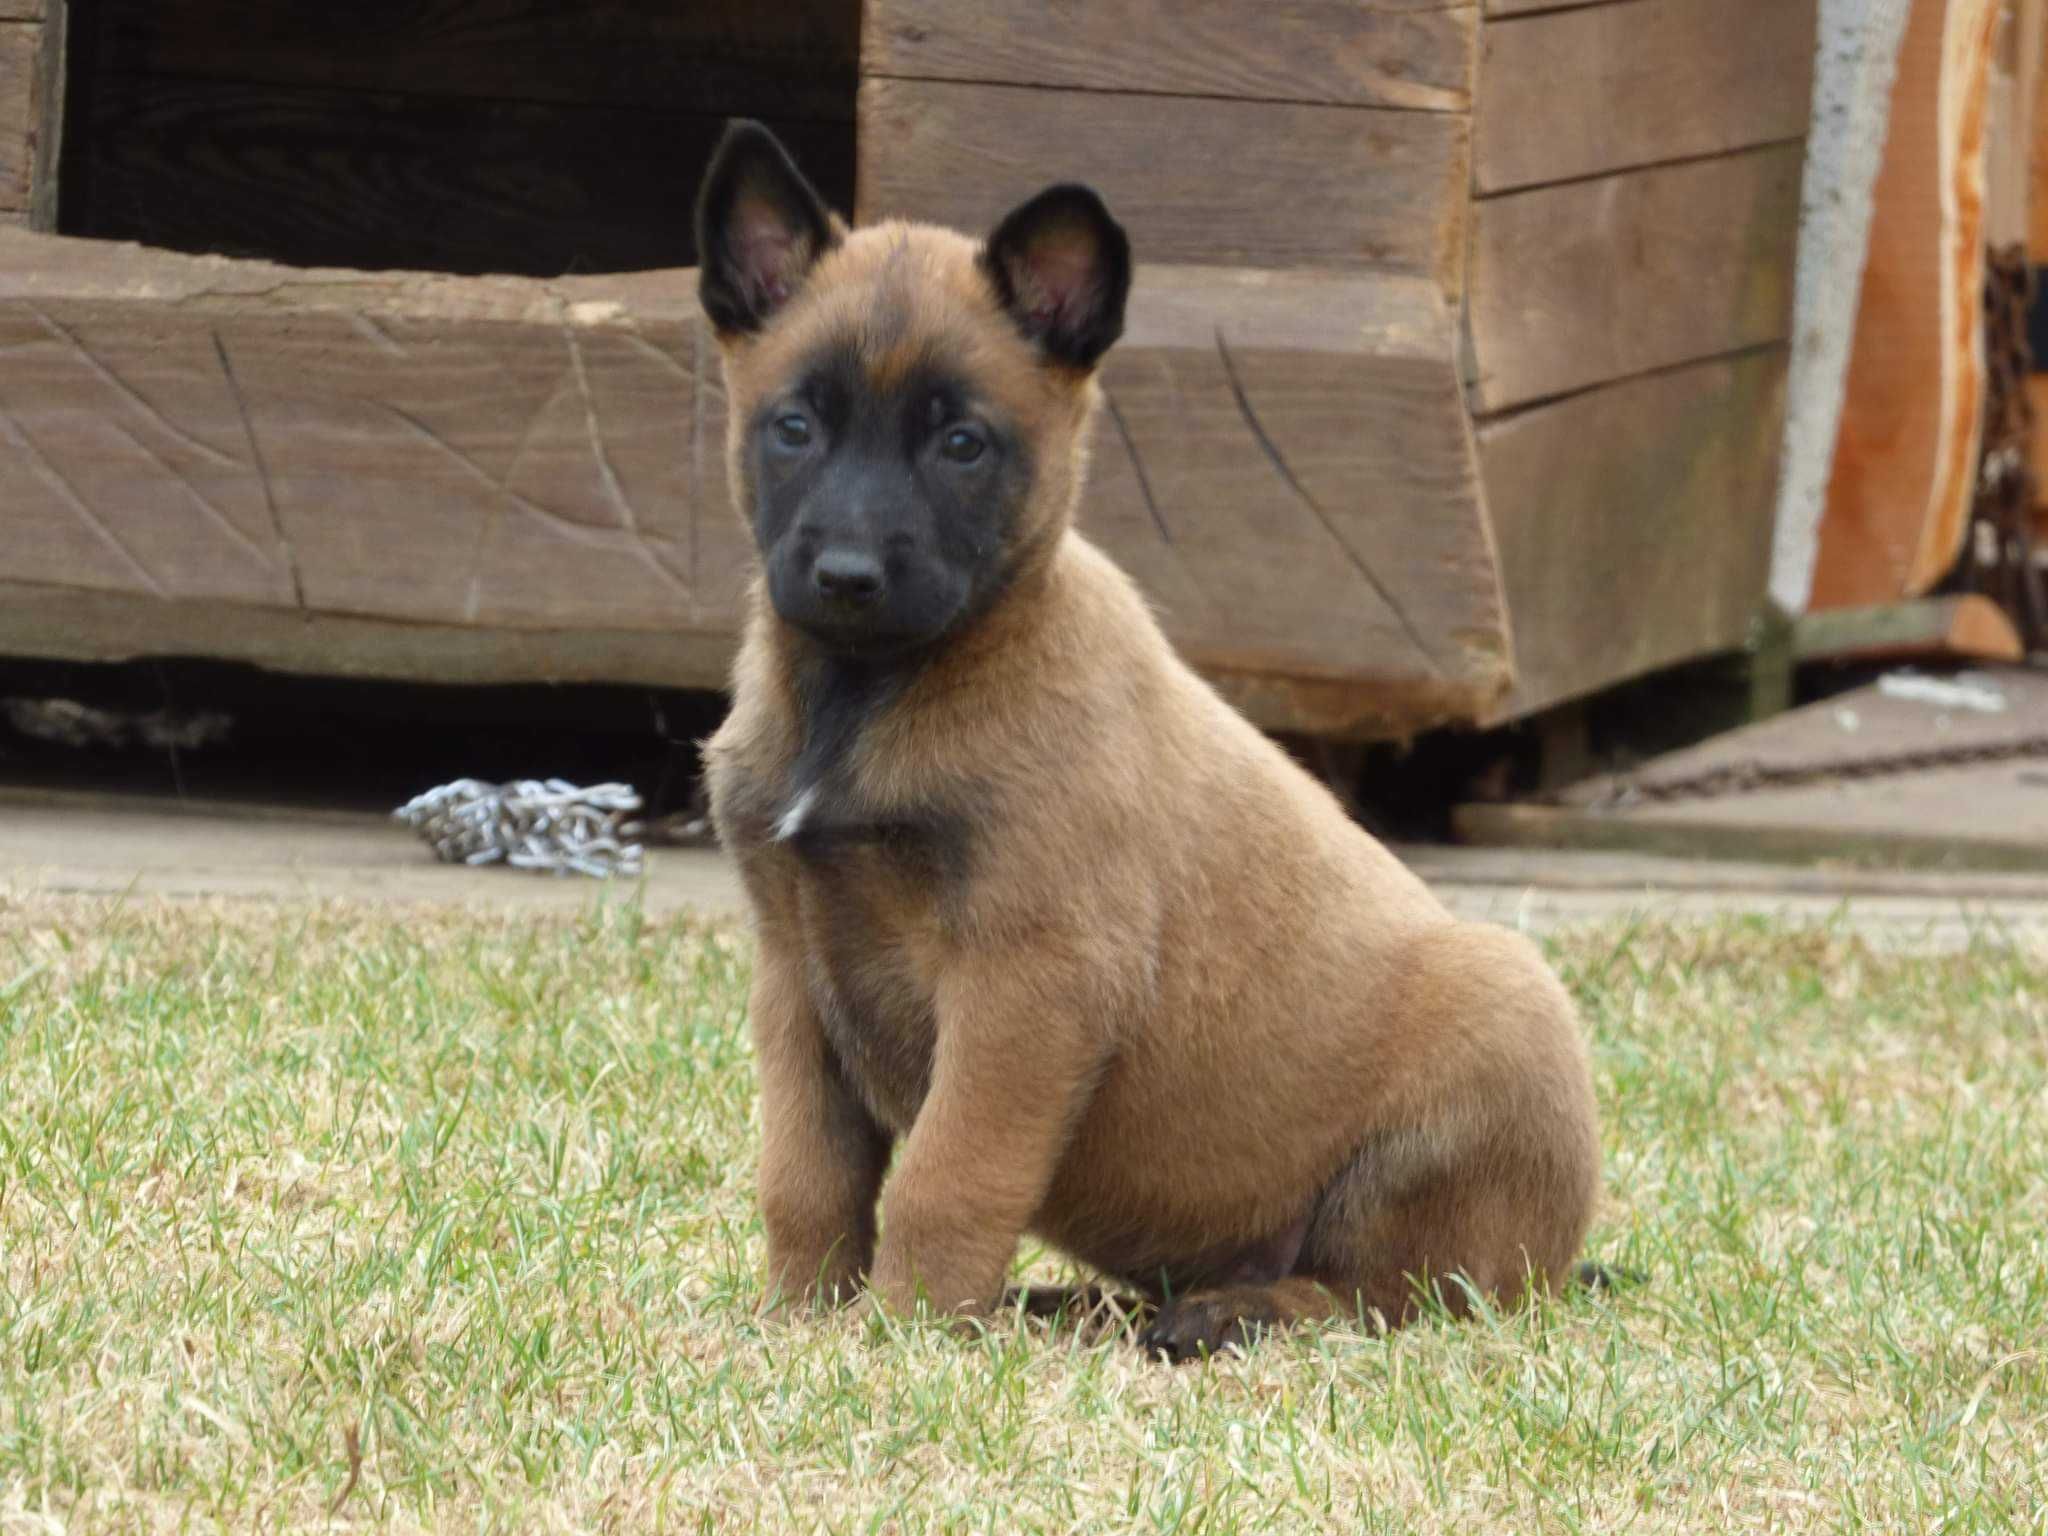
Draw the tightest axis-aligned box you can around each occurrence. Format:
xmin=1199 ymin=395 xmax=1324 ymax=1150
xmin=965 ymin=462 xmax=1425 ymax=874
xmin=0 ymin=0 xmax=1815 ymax=738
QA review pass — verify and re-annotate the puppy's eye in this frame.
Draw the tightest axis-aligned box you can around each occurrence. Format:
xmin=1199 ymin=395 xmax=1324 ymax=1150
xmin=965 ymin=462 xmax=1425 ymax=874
xmin=940 ymin=426 xmax=986 ymax=465
xmin=773 ymin=414 xmax=813 ymax=449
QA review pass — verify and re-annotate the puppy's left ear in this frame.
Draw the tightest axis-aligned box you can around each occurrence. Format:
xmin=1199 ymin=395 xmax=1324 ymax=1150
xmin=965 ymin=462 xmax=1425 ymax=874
xmin=980 ymin=184 xmax=1131 ymax=370
xmin=695 ymin=120 xmax=841 ymax=338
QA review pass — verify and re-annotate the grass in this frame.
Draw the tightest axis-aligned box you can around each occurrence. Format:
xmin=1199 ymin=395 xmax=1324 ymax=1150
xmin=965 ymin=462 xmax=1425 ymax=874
xmin=0 ymin=895 xmax=2044 ymax=1534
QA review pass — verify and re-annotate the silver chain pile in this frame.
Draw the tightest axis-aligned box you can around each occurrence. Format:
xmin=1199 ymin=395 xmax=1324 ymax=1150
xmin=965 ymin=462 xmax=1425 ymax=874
xmin=393 ymin=778 xmax=645 ymax=878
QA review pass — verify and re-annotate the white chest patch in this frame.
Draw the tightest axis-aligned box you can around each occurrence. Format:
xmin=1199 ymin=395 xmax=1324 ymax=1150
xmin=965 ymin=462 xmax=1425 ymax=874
xmin=771 ymin=785 xmax=820 ymax=843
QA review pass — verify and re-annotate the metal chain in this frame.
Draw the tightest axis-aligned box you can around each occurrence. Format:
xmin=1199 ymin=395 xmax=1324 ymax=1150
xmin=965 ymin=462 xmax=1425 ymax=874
xmin=394 ymin=778 xmax=645 ymax=878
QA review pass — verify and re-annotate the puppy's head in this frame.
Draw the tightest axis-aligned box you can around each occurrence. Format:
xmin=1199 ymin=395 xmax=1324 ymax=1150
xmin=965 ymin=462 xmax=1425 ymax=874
xmin=695 ymin=120 xmax=1130 ymax=659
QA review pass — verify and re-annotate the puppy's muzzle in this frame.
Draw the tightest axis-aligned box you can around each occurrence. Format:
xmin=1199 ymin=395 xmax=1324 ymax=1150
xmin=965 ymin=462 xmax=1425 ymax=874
xmin=811 ymin=547 xmax=887 ymax=610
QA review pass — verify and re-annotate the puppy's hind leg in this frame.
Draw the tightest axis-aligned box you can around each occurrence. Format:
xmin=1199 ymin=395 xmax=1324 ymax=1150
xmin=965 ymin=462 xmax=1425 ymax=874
xmin=1141 ymin=922 xmax=1601 ymax=1364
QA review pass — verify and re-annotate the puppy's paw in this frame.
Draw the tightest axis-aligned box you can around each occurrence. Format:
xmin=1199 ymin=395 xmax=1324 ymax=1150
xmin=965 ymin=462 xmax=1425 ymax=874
xmin=1007 ymin=1283 xmax=1150 ymax=1341
xmin=1137 ymin=1289 xmax=1275 ymax=1365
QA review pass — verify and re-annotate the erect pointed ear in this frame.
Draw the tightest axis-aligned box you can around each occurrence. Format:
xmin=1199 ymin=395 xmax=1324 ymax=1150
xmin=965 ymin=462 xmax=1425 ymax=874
xmin=695 ymin=120 xmax=840 ymax=337
xmin=979 ymin=184 xmax=1131 ymax=370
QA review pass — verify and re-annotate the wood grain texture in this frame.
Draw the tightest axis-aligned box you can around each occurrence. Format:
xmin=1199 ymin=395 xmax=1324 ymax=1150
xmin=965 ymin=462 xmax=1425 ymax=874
xmin=1475 ymin=0 xmax=1816 ymax=192
xmin=1452 ymin=797 xmax=2048 ymax=873
xmin=1477 ymin=349 xmax=1788 ymax=721
xmin=29 ymin=0 xmax=60 ymax=228
xmin=0 ymin=21 xmax=31 ymax=210
xmin=87 ymin=0 xmax=859 ymax=120
xmin=858 ymin=78 xmax=1469 ymax=285
xmin=1792 ymin=595 xmax=2024 ymax=664
xmin=1482 ymin=0 xmax=1604 ymax=13
xmin=1563 ymin=665 xmax=2048 ymax=801
xmin=2034 ymin=3 xmax=2048 ymax=260
xmin=1097 ymin=269 xmax=1510 ymax=732
xmin=64 ymin=77 xmax=853 ymax=275
xmin=1984 ymin=0 xmax=2044 ymax=249
xmin=1465 ymin=144 xmax=1803 ymax=412
xmin=0 ymin=1 xmax=38 ymax=18
xmin=864 ymin=0 xmax=1476 ymax=112
xmin=1813 ymin=0 xmax=1997 ymax=606
xmin=0 ymin=232 xmax=1508 ymax=737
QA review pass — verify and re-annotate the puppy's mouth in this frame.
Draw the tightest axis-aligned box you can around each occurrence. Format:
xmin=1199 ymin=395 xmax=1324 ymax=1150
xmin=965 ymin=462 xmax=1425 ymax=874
xmin=780 ymin=606 xmax=949 ymax=661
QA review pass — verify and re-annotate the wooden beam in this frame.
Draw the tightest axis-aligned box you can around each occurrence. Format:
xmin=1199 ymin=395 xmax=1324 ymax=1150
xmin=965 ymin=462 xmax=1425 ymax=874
xmin=1791 ymin=595 xmax=2025 ymax=663
xmin=28 ymin=0 xmax=60 ymax=230
xmin=1482 ymin=0 xmax=1604 ymax=14
xmin=1474 ymin=0 xmax=1816 ymax=193
xmin=1465 ymin=144 xmax=1803 ymax=412
xmin=1452 ymin=800 xmax=2048 ymax=873
xmin=857 ymin=78 xmax=1470 ymax=288
xmin=0 ymin=20 xmax=31 ymax=212
xmin=1477 ymin=350 xmax=1788 ymax=721
xmin=1985 ymin=0 xmax=2046 ymax=250
xmin=0 ymin=2 xmax=38 ymax=19
xmin=0 ymin=232 xmax=1508 ymax=738
xmin=864 ymin=0 xmax=1476 ymax=112
xmin=1100 ymin=268 xmax=1511 ymax=734
xmin=1813 ymin=0 xmax=2000 ymax=607
xmin=2035 ymin=0 xmax=2048 ymax=261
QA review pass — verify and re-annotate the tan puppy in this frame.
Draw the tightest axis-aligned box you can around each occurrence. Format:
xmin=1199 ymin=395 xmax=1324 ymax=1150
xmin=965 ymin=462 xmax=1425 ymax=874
xmin=695 ymin=121 xmax=1601 ymax=1361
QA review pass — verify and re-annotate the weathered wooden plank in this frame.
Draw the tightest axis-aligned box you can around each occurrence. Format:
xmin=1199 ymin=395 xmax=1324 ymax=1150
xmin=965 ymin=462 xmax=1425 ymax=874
xmin=0 ymin=233 xmax=1509 ymax=737
xmin=864 ymin=0 xmax=1475 ymax=112
xmin=64 ymin=77 xmax=853 ymax=275
xmin=1560 ymin=666 xmax=2048 ymax=801
xmin=0 ymin=580 xmax=746 ymax=694
xmin=1475 ymin=0 xmax=1816 ymax=192
xmin=1452 ymin=797 xmax=2048 ymax=873
xmin=1483 ymin=0 xmax=1603 ymax=14
xmin=1477 ymin=350 xmax=1788 ymax=721
xmin=2035 ymin=0 xmax=2048 ymax=262
xmin=1468 ymin=669 xmax=2048 ymax=871
xmin=89 ymin=0 xmax=858 ymax=120
xmin=1985 ymin=0 xmax=2045 ymax=250
xmin=1465 ymin=144 xmax=1802 ymax=412
xmin=1792 ymin=595 xmax=2024 ymax=664
xmin=0 ymin=1 xmax=38 ymax=19
xmin=1813 ymin=0 xmax=1998 ymax=606
xmin=1097 ymin=269 xmax=1509 ymax=732
xmin=858 ymin=78 xmax=1469 ymax=286
xmin=28 ymin=0 xmax=60 ymax=228
xmin=0 ymin=21 xmax=31 ymax=210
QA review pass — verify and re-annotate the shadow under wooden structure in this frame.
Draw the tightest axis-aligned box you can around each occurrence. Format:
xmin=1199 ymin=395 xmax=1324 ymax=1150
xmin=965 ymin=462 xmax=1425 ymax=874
xmin=0 ymin=0 xmax=1816 ymax=739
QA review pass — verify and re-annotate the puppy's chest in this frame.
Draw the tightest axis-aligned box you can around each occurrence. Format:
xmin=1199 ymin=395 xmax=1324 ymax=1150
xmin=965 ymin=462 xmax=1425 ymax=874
xmin=725 ymin=771 xmax=972 ymax=1133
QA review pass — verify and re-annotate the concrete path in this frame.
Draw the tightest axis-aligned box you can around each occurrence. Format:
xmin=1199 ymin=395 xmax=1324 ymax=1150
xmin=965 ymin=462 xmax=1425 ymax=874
xmin=6 ymin=787 xmax=2046 ymax=951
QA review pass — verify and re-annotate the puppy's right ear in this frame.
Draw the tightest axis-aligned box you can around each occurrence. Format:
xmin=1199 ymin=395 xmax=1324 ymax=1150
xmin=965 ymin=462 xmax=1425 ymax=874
xmin=695 ymin=121 xmax=840 ymax=338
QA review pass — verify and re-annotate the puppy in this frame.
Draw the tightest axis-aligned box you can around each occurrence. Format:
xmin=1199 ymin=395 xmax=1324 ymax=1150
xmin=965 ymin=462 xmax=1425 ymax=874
xmin=695 ymin=121 xmax=1601 ymax=1361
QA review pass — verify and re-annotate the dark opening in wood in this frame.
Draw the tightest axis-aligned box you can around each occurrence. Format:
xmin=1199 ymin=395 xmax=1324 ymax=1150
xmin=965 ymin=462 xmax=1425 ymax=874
xmin=55 ymin=0 xmax=860 ymax=275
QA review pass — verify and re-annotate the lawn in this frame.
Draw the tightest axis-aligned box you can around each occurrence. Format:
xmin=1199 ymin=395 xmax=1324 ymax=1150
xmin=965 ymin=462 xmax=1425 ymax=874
xmin=1 ymin=895 xmax=2043 ymax=1533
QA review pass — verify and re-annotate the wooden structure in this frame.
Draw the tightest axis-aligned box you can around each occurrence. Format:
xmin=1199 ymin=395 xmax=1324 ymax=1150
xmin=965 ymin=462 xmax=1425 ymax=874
xmin=0 ymin=0 xmax=1816 ymax=738
xmin=1812 ymin=0 xmax=2045 ymax=612
xmin=1456 ymin=667 xmax=2048 ymax=873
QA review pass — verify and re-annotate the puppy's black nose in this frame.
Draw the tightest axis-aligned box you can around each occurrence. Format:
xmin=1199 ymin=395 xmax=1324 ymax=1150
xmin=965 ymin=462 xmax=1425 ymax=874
xmin=813 ymin=549 xmax=885 ymax=606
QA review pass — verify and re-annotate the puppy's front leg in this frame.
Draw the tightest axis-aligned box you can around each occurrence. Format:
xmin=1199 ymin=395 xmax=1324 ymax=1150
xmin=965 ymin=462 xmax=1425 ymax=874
xmin=750 ymin=935 xmax=890 ymax=1312
xmin=870 ymin=960 xmax=1104 ymax=1317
